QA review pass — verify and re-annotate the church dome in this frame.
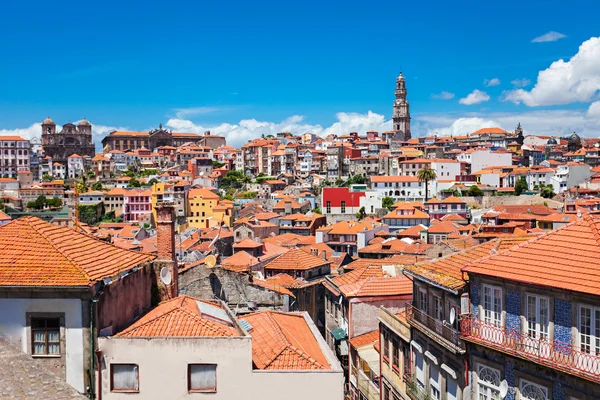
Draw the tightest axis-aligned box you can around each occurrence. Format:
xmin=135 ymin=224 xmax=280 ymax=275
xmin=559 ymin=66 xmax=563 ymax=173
xmin=78 ymin=118 xmax=91 ymax=126
xmin=42 ymin=117 xmax=55 ymax=125
xmin=547 ymin=137 xmax=557 ymax=145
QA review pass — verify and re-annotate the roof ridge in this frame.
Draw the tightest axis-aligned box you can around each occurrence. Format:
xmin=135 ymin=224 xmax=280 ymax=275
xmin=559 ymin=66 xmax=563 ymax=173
xmin=19 ymin=218 xmax=92 ymax=283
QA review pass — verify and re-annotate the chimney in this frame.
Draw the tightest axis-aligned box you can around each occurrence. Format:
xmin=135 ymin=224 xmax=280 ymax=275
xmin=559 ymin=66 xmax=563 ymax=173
xmin=310 ymin=247 xmax=318 ymax=256
xmin=321 ymin=250 xmax=327 ymax=260
xmin=284 ymin=201 xmax=292 ymax=215
xmin=155 ymin=201 xmax=178 ymax=299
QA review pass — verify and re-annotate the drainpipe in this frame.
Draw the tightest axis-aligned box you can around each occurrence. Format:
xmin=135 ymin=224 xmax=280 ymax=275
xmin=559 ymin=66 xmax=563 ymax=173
xmin=89 ymin=299 xmax=98 ymax=399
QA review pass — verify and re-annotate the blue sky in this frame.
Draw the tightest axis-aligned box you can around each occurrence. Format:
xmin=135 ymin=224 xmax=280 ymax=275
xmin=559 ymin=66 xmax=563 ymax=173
xmin=1 ymin=0 xmax=599 ymax=147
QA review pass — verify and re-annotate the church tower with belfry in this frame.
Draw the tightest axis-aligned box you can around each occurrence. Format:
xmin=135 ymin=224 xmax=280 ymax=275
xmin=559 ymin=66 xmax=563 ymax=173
xmin=392 ymin=72 xmax=411 ymax=141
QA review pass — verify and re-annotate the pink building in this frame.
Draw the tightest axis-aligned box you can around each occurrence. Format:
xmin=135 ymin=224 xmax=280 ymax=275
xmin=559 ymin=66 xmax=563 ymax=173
xmin=123 ymin=188 xmax=152 ymax=223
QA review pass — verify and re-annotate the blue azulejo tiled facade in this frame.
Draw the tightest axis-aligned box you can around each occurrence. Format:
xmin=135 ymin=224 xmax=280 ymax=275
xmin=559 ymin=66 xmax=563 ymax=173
xmin=554 ymin=298 xmax=572 ymax=346
xmin=505 ymin=289 xmax=520 ymax=332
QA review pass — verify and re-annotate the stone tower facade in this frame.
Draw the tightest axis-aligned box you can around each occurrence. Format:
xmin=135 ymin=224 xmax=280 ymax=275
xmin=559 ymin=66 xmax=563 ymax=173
xmin=392 ymin=72 xmax=411 ymax=141
xmin=41 ymin=117 xmax=96 ymax=164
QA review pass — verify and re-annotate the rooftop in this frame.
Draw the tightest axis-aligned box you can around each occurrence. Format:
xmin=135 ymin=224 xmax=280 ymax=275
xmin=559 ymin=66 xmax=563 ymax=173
xmin=117 ymin=295 xmax=240 ymax=337
xmin=0 ymin=217 xmax=154 ymax=287
xmin=242 ymin=311 xmax=331 ymax=370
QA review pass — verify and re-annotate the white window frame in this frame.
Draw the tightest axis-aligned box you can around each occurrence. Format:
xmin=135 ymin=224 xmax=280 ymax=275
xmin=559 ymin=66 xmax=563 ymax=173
xmin=433 ymin=295 xmax=442 ymax=321
xmin=476 ymin=364 xmax=501 ymax=400
xmin=519 ymin=378 xmax=548 ymax=400
xmin=482 ymin=284 xmax=502 ymax=327
xmin=525 ymin=294 xmax=550 ymax=340
xmin=578 ymin=304 xmax=600 ymax=355
xmin=429 ymin=363 xmax=441 ymax=400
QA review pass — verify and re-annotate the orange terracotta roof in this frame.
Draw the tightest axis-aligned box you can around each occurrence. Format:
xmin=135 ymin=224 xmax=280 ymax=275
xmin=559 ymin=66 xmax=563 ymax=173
xmin=188 ymin=188 xmax=220 ymax=199
xmin=234 ymin=238 xmax=263 ymax=248
xmin=397 ymin=224 xmax=427 ymax=238
xmin=264 ymin=248 xmax=329 ymax=271
xmin=463 ymin=216 xmax=600 ymax=296
xmin=242 ymin=311 xmax=330 ymax=370
xmin=338 ymin=275 xmax=413 ymax=297
xmin=405 ymin=236 xmax=539 ymax=291
xmin=0 ymin=135 xmax=26 ymax=141
xmin=117 ymin=295 xmax=240 ymax=337
xmin=263 ymin=233 xmax=316 ymax=247
xmin=427 ymin=221 xmax=460 ymax=234
xmin=371 ymin=175 xmax=419 ymax=183
xmin=0 ymin=217 xmax=154 ymax=287
xmin=349 ymin=330 xmax=379 ymax=349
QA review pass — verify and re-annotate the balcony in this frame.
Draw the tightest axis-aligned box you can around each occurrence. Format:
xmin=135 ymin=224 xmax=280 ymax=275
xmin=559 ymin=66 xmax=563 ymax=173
xmin=461 ymin=316 xmax=600 ymax=384
xmin=406 ymin=303 xmax=465 ymax=354
xmin=405 ymin=377 xmax=432 ymax=400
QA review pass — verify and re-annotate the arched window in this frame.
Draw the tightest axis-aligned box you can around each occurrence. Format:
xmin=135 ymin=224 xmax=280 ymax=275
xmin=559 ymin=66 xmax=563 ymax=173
xmin=520 ymin=380 xmax=548 ymax=400
xmin=477 ymin=365 xmax=500 ymax=400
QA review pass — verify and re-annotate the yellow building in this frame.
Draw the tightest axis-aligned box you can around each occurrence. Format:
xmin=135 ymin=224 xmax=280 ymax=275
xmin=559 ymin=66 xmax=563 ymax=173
xmin=187 ymin=188 xmax=232 ymax=229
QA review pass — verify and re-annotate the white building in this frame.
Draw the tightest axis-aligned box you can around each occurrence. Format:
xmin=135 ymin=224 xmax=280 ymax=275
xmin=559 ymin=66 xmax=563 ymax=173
xmin=52 ymin=162 xmax=66 ymax=179
xmin=98 ymin=296 xmax=343 ymax=400
xmin=370 ymin=175 xmax=425 ymax=202
xmin=550 ymin=162 xmax=592 ymax=193
xmin=470 ymin=149 xmax=512 ymax=175
xmin=0 ymin=135 xmax=30 ymax=177
xmin=359 ymin=190 xmax=384 ymax=215
xmin=68 ymin=154 xmax=85 ymax=178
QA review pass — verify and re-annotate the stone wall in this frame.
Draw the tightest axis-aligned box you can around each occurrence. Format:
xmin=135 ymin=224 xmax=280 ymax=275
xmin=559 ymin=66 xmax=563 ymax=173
xmin=459 ymin=195 xmax=562 ymax=210
xmin=179 ymin=265 xmax=286 ymax=309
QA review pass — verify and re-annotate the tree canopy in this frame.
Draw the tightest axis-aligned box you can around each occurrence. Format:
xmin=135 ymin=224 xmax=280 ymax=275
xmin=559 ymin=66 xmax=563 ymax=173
xmin=515 ymin=176 xmax=528 ymax=196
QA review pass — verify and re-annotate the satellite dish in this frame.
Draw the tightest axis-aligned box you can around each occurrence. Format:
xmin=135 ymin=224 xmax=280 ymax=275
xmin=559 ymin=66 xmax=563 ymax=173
xmin=160 ymin=267 xmax=172 ymax=285
xmin=450 ymin=308 xmax=456 ymax=325
xmin=462 ymin=386 xmax=471 ymax=400
xmin=499 ymin=380 xmax=508 ymax=399
xmin=205 ymin=255 xmax=217 ymax=268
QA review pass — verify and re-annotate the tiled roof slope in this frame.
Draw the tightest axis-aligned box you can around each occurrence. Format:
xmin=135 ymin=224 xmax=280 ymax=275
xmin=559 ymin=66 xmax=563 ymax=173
xmin=117 ymin=296 xmax=240 ymax=337
xmin=0 ymin=217 xmax=154 ymax=287
xmin=243 ymin=311 xmax=330 ymax=370
xmin=264 ymin=248 xmax=329 ymax=271
xmin=349 ymin=330 xmax=379 ymax=349
xmin=339 ymin=276 xmax=412 ymax=297
xmin=463 ymin=216 xmax=600 ymax=296
xmin=405 ymin=236 xmax=535 ymax=292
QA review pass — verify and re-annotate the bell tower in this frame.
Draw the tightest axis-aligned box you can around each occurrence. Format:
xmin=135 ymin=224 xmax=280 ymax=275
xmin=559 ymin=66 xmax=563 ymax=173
xmin=392 ymin=72 xmax=411 ymax=141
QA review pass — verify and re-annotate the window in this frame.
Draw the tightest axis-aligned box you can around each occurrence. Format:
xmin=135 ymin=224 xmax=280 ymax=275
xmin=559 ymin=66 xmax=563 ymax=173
xmin=476 ymin=364 xmax=500 ymax=400
xmin=31 ymin=317 xmax=60 ymax=355
xmin=482 ymin=285 xmax=502 ymax=326
xmin=578 ymin=304 xmax=600 ymax=355
xmin=341 ymin=201 xmax=346 ymax=214
xmin=526 ymin=294 xmax=550 ymax=340
xmin=418 ymin=288 xmax=428 ymax=313
xmin=392 ymin=340 xmax=399 ymax=371
xmin=382 ymin=332 xmax=389 ymax=362
xmin=430 ymin=364 xmax=441 ymax=400
xmin=433 ymin=295 xmax=442 ymax=321
xmin=188 ymin=364 xmax=217 ymax=392
xmin=326 ymin=201 xmax=331 ymax=214
xmin=519 ymin=379 xmax=548 ymax=400
xmin=111 ymin=364 xmax=139 ymax=392
xmin=414 ymin=351 xmax=425 ymax=389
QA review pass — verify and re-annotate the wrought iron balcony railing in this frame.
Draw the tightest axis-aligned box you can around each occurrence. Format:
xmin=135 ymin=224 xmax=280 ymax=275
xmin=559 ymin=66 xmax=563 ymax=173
xmin=461 ymin=316 xmax=600 ymax=383
xmin=406 ymin=303 xmax=464 ymax=353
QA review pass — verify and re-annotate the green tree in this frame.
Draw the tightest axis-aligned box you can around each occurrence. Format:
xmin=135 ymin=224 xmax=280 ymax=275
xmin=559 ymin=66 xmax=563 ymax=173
xmin=382 ymin=196 xmax=394 ymax=211
xmin=355 ymin=206 xmax=367 ymax=220
xmin=76 ymin=182 xmax=88 ymax=193
xmin=91 ymin=181 xmax=103 ymax=191
xmin=334 ymin=178 xmax=345 ymax=187
xmin=312 ymin=207 xmax=322 ymax=214
xmin=515 ymin=176 xmax=528 ymax=196
xmin=148 ymin=178 xmax=159 ymax=185
xmin=212 ymin=160 xmax=225 ymax=168
xmin=540 ymin=184 xmax=555 ymax=199
xmin=128 ymin=177 xmax=142 ymax=188
xmin=47 ymin=196 xmax=62 ymax=208
xmin=467 ymin=185 xmax=484 ymax=197
xmin=417 ymin=166 xmax=437 ymax=201
xmin=42 ymin=173 xmax=54 ymax=182
xmin=347 ymin=174 xmax=365 ymax=186
xmin=87 ymin=170 xmax=95 ymax=178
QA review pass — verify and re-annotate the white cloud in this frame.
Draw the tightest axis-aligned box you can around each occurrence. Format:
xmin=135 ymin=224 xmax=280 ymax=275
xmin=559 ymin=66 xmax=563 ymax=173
xmin=503 ymin=37 xmax=600 ymax=106
xmin=0 ymin=123 xmax=40 ymax=141
xmin=166 ymin=111 xmax=392 ymax=147
xmin=510 ymin=78 xmax=531 ymax=87
xmin=484 ymin=78 xmax=501 ymax=87
xmin=531 ymin=31 xmax=567 ymax=43
xmin=431 ymin=91 xmax=455 ymax=100
xmin=418 ymin=109 xmax=600 ymax=138
xmin=459 ymin=90 xmax=490 ymax=105
xmin=588 ymin=101 xmax=600 ymax=118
